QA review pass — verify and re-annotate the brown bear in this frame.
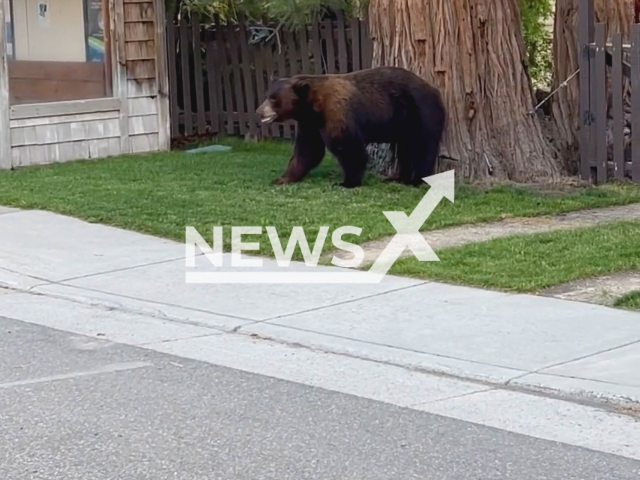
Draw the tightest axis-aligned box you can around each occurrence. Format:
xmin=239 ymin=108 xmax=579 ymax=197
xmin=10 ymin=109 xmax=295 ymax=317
xmin=256 ymin=66 xmax=446 ymax=188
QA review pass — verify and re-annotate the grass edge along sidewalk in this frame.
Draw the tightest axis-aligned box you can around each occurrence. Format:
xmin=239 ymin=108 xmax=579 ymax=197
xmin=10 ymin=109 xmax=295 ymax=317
xmin=0 ymin=138 xmax=639 ymax=295
xmin=388 ymin=220 xmax=640 ymax=294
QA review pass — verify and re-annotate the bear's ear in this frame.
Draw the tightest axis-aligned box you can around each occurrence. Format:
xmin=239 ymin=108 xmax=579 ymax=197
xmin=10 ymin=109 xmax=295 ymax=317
xmin=291 ymin=79 xmax=311 ymax=101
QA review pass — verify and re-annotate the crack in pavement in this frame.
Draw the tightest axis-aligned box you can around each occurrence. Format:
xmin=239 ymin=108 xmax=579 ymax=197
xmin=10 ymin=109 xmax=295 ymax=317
xmin=506 ymin=338 xmax=640 ymax=385
xmin=3 ymin=284 xmax=237 ymax=334
xmin=231 ymin=281 xmax=430 ymax=332
xmin=56 ymin=252 xmax=206 ymax=284
xmin=240 ymin=322 xmax=526 ymax=372
xmin=408 ymin=387 xmax=499 ymax=408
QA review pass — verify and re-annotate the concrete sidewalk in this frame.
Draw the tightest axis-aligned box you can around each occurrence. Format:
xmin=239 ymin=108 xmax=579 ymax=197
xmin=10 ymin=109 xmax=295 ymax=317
xmin=1 ymin=206 xmax=639 ymax=407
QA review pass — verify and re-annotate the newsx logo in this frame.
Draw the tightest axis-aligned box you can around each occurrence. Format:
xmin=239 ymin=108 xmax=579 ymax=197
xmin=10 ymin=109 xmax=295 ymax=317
xmin=185 ymin=170 xmax=455 ymax=284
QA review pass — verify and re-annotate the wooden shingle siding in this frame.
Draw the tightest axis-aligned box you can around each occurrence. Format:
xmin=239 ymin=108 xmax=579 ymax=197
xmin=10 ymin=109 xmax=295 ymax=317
xmin=123 ymin=0 xmax=161 ymax=153
xmin=126 ymin=59 xmax=156 ymax=79
xmin=126 ymin=41 xmax=156 ymax=61
xmin=11 ymin=118 xmax=120 ymax=146
xmin=8 ymin=107 xmax=122 ymax=163
xmin=2 ymin=0 xmax=168 ymax=167
xmin=130 ymin=133 xmax=159 ymax=152
xmin=129 ymin=115 xmax=158 ymax=135
xmin=124 ymin=2 xmax=155 ymax=22
xmin=128 ymin=78 xmax=157 ymax=98
xmin=128 ymin=97 xmax=158 ymax=116
xmin=9 ymin=110 xmax=120 ymax=127
xmin=125 ymin=22 xmax=155 ymax=42
xmin=11 ymin=138 xmax=121 ymax=167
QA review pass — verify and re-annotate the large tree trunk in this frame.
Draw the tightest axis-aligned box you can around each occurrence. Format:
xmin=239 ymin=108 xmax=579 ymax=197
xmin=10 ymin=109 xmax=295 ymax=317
xmin=551 ymin=0 xmax=632 ymax=171
xmin=367 ymin=0 xmax=561 ymax=183
xmin=366 ymin=143 xmax=397 ymax=177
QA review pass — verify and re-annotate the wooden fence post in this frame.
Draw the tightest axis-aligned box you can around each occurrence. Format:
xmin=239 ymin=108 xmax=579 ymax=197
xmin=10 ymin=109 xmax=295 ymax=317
xmin=579 ymin=0 xmax=595 ymax=182
xmin=218 ymin=25 xmax=235 ymax=136
xmin=179 ymin=17 xmax=193 ymax=136
xmin=362 ymin=9 xmax=373 ymax=68
xmin=191 ymin=16 xmax=207 ymax=135
xmin=594 ymin=23 xmax=607 ymax=184
xmin=166 ymin=8 xmax=180 ymax=139
xmin=336 ymin=12 xmax=348 ymax=72
xmin=350 ymin=17 xmax=361 ymax=71
xmin=311 ymin=20 xmax=323 ymax=74
xmin=228 ymin=25 xmax=247 ymax=136
xmin=323 ymin=19 xmax=336 ymax=74
xmin=205 ymin=27 xmax=220 ymax=135
xmin=299 ymin=26 xmax=311 ymax=74
xmin=239 ymin=17 xmax=258 ymax=138
xmin=612 ymin=33 xmax=625 ymax=180
xmin=253 ymin=40 xmax=269 ymax=137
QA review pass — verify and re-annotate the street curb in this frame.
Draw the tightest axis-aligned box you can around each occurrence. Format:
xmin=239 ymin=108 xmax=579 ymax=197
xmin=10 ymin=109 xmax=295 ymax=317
xmin=236 ymin=325 xmax=640 ymax=414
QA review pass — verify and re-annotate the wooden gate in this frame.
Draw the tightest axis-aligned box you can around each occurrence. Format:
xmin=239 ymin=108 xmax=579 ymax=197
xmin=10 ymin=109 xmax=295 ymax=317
xmin=579 ymin=0 xmax=640 ymax=183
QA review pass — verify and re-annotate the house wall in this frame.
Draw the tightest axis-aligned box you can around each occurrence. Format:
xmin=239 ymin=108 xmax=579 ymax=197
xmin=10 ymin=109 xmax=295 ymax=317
xmin=0 ymin=0 xmax=169 ymax=169
xmin=9 ymin=100 xmax=122 ymax=166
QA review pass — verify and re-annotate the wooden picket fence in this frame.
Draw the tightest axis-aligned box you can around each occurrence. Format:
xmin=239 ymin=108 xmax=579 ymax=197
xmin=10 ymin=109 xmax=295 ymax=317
xmin=166 ymin=14 xmax=373 ymax=140
xmin=579 ymin=0 xmax=640 ymax=183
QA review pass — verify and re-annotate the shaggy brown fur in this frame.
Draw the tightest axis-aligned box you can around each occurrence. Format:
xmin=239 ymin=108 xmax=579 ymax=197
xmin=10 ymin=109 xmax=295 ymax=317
xmin=256 ymin=66 xmax=446 ymax=188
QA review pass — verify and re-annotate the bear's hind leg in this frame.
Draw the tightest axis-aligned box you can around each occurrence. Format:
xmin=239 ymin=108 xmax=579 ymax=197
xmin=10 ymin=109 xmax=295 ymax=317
xmin=410 ymin=97 xmax=445 ymax=186
xmin=405 ymin=115 xmax=441 ymax=186
xmin=403 ymin=137 xmax=437 ymax=186
xmin=392 ymin=138 xmax=415 ymax=185
xmin=411 ymin=140 xmax=440 ymax=186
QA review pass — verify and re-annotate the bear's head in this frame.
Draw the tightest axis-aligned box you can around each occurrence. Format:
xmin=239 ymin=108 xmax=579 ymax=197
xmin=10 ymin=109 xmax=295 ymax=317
xmin=256 ymin=77 xmax=311 ymax=124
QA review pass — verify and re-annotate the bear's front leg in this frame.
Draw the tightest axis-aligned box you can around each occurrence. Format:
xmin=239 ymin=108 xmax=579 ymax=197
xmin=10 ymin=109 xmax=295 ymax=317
xmin=274 ymin=125 xmax=325 ymax=185
xmin=328 ymin=138 xmax=369 ymax=189
xmin=273 ymin=156 xmax=301 ymax=185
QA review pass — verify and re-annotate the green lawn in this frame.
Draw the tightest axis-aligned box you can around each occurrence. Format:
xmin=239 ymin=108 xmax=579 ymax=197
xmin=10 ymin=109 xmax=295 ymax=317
xmin=0 ymin=137 xmax=639 ymax=262
xmin=614 ymin=291 xmax=640 ymax=310
xmin=390 ymin=221 xmax=640 ymax=293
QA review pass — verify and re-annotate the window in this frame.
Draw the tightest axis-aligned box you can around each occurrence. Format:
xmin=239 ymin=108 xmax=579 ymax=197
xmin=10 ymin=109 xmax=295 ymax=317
xmin=5 ymin=0 xmax=111 ymax=105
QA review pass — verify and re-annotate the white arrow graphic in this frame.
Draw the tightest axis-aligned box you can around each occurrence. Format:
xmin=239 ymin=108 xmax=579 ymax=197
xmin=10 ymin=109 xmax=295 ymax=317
xmin=367 ymin=170 xmax=455 ymax=279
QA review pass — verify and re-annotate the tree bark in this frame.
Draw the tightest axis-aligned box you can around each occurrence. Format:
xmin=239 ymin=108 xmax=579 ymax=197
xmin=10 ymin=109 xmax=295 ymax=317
xmin=366 ymin=143 xmax=397 ymax=177
xmin=367 ymin=0 xmax=561 ymax=183
xmin=550 ymin=0 xmax=632 ymax=170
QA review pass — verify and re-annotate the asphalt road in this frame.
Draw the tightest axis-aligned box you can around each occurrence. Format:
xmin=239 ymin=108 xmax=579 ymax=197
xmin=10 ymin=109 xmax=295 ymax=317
xmin=1 ymin=315 xmax=639 ymax=480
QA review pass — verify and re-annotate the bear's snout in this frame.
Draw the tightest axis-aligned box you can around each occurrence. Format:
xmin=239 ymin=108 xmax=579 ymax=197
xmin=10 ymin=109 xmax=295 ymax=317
xmin=257 ymin=100 xmax=278 ymax=124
